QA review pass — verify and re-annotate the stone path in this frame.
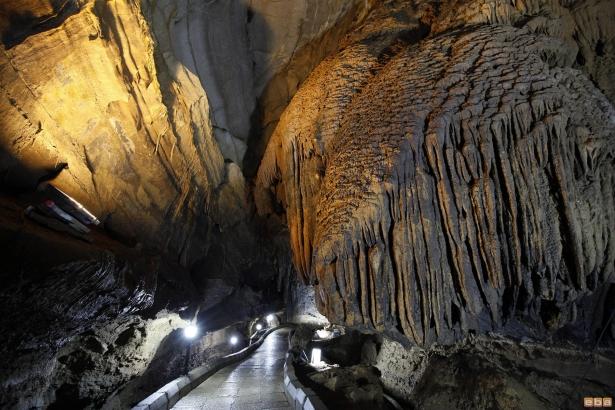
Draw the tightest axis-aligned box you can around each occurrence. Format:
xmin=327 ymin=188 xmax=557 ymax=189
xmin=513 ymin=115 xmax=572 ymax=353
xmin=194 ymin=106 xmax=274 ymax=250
xmin=172 ymin=328 xmax=292 ymax=410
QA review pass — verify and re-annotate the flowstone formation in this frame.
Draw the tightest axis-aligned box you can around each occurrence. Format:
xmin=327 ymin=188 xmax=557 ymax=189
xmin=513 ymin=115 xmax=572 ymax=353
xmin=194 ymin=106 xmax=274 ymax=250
xmin=257 ymin=0 xmax=615 ymax=347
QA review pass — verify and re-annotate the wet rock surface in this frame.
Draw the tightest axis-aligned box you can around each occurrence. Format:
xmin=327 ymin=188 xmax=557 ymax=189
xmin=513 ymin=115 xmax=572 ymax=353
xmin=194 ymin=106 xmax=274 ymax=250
xmin=171 ymin=329 xmax=291 ymax=410
xmin=289 ymin=325 xmax=386 ymax=409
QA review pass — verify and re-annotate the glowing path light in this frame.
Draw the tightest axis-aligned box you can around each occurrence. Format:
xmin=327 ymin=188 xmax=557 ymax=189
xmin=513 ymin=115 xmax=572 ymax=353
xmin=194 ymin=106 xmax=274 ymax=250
xmin=316 ymin=329 xmax=331 ymax=339
xmin=230 ymin=336 xmax=239 ymax=345
xmin=311 ymin=348 xmax=322 ymax=365
xmin=183 ymin=324 xmax=198 ymax=339
xmin=256 ymin=323 xmax=263 ymax=330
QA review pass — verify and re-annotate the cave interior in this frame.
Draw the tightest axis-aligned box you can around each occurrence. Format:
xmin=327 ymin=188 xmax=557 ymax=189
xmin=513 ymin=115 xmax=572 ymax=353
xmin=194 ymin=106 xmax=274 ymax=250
xmin=0 ymin=0 xmax=614 ymax=409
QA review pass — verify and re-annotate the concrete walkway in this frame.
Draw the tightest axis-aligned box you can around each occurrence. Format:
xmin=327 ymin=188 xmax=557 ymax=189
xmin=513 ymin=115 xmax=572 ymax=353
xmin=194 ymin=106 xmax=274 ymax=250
xmin=172 ymin=328 xmax=292 ymax=410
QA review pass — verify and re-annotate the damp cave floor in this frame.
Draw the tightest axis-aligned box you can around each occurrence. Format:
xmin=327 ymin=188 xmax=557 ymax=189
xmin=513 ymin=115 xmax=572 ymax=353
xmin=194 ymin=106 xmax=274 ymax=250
xmin=172 ymin=328 xmax=292 ymax=410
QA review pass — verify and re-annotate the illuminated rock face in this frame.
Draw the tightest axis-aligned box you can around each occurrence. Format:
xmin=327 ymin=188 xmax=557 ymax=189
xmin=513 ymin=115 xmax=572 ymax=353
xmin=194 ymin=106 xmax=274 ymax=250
xmin=0 ymin=0 xmax=369 ymax=260
xmin=257 ymin=0 xmax=615 ymax=347
xmin=0 ymin=1 xmax=223 ymax=262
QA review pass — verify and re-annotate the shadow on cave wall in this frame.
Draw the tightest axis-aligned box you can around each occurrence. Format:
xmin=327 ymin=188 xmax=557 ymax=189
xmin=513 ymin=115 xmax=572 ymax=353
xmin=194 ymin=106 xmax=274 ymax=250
xmin=0 ymin=0 xmax=80 ymax=49
xmin=135 ymin=0 xmax=293 ymax=301
xmin=0 ymin=0 xmax=286 ymax=307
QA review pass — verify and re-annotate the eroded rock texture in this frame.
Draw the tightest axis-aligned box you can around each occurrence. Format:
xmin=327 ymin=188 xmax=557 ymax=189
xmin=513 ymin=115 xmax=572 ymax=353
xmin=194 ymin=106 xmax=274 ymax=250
xmin=0 ymin=0 xmax=369 ymax=408
xmin=375 ymin=334 xmax=615 ymax=409
xmin=428 ymin=0 xmax=615 ymax=104
xmin=257 ymin=0 xmax=615 ymax=346
xmin=1 ymin=0 xmax=222 ymax=260
xmin=0 ymin=0 xmax=371 ymax=260
xmin=145 ymin=0 xmax=371 ymax=165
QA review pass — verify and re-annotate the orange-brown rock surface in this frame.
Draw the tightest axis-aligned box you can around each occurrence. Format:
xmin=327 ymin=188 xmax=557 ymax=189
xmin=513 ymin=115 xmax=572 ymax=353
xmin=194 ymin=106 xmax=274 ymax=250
xmin=257 ymin=0 xmax=615 ymax=346
xmin=0 ymin=0 xmax=371 ymax=259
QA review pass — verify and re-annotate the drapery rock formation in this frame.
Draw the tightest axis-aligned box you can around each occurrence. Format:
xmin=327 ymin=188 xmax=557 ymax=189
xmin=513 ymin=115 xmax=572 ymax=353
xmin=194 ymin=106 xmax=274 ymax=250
xmin=257 ymin=0 xmax=615 ymax=347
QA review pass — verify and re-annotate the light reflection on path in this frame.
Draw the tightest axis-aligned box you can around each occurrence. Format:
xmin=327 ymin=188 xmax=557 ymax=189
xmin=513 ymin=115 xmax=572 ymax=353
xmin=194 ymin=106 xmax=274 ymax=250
xmin=172 ymin=329 xmax=292 ymax=410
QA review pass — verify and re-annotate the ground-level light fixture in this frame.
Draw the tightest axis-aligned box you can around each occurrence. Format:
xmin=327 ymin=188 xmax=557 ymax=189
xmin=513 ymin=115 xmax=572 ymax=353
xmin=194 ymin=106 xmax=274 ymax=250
xmin=256 ymin=323 xmax=263 ymax=330
xmin=183 ymin=324 xmax=198 ymax=339
xmin=230 ymin=336 xmax=239 ymax=345
xmin=311 ymin=348 xmax=322 ymax=365
xmin=316 ymin=329 xmax=331 ymax=339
